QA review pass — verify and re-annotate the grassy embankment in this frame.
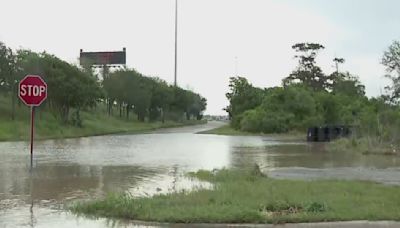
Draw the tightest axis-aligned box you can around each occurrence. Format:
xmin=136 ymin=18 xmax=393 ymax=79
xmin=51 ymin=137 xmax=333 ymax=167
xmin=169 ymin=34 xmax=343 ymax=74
xmin=72 ymin=167 xmax=400 ymax=224
xmin=205 ymin=125 xmax=399 ymax=155
xmin=199 ymin=124 xmax=304 ymax=141
xmin=0 ymin=96 xmax=205 ymax=141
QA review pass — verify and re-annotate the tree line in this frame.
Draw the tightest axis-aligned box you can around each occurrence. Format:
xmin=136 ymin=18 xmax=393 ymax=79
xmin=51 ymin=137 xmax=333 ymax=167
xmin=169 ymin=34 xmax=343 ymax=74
xmin=0 ymin=41 xmax=206 ymax=125
xmin=103 ymin=69 xmax=206 ymax=122
xmin=225 ymin=41 xmax=400 ymax=145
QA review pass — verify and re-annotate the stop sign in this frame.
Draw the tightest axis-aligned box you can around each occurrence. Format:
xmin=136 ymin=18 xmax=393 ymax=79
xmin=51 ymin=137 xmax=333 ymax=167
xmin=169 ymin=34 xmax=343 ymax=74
xmin=18 ymin=75 xmax=47 ymax=106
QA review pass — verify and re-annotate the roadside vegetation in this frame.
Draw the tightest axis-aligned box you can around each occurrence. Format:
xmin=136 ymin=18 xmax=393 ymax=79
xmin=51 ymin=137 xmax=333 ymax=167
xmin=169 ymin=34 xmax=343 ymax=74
xmin=0 ymin=41 xmax=207 ymax=141
xmin=72 ymin=167 xmax=400 ymax=224
xmin=327 ymin=137 xmax=398 ymax=156
xmin=198 ymin=124 xmax=304 ymax=141
xmin=0 ymin=95 xmax=205 ymax=141
xmin=224 ymin=41 xmax=400 ymax=154
xmin=198 ymin=124 xmax=258 ymax=136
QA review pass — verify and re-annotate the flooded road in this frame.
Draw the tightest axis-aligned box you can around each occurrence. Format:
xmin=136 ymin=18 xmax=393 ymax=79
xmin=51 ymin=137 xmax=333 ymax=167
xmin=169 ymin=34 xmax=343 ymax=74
xmin=1 ymin=121 xmax=400 ymax=227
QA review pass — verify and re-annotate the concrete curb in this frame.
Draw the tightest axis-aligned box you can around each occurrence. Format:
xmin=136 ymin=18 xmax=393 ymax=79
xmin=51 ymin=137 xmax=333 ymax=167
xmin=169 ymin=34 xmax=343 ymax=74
xmin=120 ymin=220 xmax=400 ymax=227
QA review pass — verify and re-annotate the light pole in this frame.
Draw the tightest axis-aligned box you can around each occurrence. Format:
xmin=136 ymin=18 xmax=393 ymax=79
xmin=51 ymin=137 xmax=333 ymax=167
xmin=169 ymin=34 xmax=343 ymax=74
xmin=174 ymin=0 xmax=178 ymax=87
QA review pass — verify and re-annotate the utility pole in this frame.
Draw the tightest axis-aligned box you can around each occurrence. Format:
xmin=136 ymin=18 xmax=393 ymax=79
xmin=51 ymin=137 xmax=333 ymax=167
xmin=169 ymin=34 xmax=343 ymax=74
xmin=174 ymin=0 xmax=178 ymax=87
xmin=335 ymin=61 xmax=338 ymax=74
xmin=333 ymin=57 xmax=345 ymax=75
xmin=235 ymin=56 xmax=238 ymax=76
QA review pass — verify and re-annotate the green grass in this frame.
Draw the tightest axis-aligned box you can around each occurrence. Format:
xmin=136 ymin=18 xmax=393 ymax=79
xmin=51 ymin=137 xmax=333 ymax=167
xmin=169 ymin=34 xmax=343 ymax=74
xmin=198 ymin=124 xmax=257 ymax=136
xmin=71 ymin=166 xmax=400 ymax=224
xmin=0 ymin=95 xmax=205 ymax=141
xmin=199 ymin=124 xmax=304 ymax=141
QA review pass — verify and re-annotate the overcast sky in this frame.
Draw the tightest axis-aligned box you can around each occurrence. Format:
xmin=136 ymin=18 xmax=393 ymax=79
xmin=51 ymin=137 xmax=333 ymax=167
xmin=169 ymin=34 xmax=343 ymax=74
xmin=1 ymin=0 xmax=399 ymax=115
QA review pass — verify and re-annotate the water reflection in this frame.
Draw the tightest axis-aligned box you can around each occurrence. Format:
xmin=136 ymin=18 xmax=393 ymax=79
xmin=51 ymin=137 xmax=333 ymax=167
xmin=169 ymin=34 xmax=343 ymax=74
xmin=235 ymin=143 xmax=400 ymax=169
xmin=2 ymin=122 xmax=400 ymax=227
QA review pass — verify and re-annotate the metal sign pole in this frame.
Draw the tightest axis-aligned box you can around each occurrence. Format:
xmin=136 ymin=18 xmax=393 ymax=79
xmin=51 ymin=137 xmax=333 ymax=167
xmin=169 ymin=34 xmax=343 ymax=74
xmin=174 ymin=0 xmax=178 ymax=87
xmin=30 ymin=106 xmax=35 ymax=171
xmin=19 ymin=75 xmax=47 ymax=172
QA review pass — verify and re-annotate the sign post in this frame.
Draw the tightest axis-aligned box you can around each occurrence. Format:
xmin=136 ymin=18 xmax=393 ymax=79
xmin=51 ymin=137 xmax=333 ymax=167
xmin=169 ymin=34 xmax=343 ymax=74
xmin=18 ymin=75 xmax=47 ymax=170
xmin=30 ymin=106 xmax=35 ymax=169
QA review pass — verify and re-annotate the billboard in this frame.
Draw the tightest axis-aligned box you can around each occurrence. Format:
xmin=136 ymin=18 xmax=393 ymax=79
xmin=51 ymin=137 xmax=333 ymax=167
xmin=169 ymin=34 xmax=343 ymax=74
xmin=80 ymin=48 xmax=126 ymax=66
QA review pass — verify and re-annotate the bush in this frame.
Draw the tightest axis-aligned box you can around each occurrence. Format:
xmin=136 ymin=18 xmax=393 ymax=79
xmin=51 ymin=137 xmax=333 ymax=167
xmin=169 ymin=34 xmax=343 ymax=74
xmin=230 ymin=113 xmax=244 ymax=130
xmin=239 ymin=109 xmax=265 ymax=132
xmin=260 ymin=111 xmax=294 ymax=133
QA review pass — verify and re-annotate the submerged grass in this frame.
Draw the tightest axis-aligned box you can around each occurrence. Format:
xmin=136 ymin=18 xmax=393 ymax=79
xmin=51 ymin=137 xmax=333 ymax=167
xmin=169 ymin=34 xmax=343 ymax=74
xmin=327 ymin=137 xmax=399 ymax=156
xmin=72 ymin=166 xmax=400 ymax=224
xmin=198 ymin=124 xmax=257 ymax=136
xmin=198 ymin=124 xmax=304 ymax=141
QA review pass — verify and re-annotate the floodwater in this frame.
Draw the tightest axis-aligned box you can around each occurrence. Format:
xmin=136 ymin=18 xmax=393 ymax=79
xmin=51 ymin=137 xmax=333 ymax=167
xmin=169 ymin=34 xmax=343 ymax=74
xmin=1 ymin=121 xmax=400 ymax=227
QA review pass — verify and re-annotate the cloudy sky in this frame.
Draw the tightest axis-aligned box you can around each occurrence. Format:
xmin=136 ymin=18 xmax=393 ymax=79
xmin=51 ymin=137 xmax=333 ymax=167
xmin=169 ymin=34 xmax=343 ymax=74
xmin=1 ymin=0 xmax=399 ymax=114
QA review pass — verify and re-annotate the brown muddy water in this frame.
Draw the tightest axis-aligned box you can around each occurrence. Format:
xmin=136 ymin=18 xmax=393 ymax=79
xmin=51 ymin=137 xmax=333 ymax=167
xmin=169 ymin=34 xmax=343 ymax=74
xmin=1 ymin=121 xmax=400 ymax=227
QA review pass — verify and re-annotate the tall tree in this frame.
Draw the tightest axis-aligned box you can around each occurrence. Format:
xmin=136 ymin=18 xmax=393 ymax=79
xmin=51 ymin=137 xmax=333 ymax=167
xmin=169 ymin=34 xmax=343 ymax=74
xmin=331 ymin=72 xmax=365 ymax=97
xmin=225 ymin=77 xmax=263 ymax=117
xmin=149 ymin=78 xmax=173 ymax=122
xmin=283 ymin=42 xmax=329 ymax=91
xmin=382 ymin=40 xmax=400 ymax=102
xmin=333 ymin=57 xmax=345 ymax=74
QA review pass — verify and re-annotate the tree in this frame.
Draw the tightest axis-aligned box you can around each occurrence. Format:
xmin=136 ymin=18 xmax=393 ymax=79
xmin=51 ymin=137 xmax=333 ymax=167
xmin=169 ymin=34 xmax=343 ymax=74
xmin=186 ymin=93 xmax=207 ymax=120
xmin=292 ymin=43 xmax=325 ymax=70
xmin=283 ymin=42 xmax=330 ymax=91
xmin=225 ymin=76 xmax=263 ymax=119
xmin=149 ymin=77 xmax=173 ymax=122
xmin=16 ymin=51 xmax=102 ymax=124
xmin=0 ymin=41 xmax=208 ymax=126
xmin=0 ymin=42 xmax=13 ymax=93
xmin=105 ymin=69 xmax=151 ymax=121
xmin=132 ymin=74 xmax=152 ymax=122
xmin=0 ymin=42 xmax=17 ymax=120
xmin=382 ymin=40 xmax=400 ymax=102
xmin=314 ymin=91 xmax=341 ymax=125
xmin=260 ymin=85 xmax=320 ymax=130
xmin=333 ymin=57 xmax=345 ymax=74
xmin=103 ymin=71 xmax=125 ymax=117
xmin=331 ymin=72 xmax=365 ymax=97
xmin=105 ymin=69 xmax=206 ymax=122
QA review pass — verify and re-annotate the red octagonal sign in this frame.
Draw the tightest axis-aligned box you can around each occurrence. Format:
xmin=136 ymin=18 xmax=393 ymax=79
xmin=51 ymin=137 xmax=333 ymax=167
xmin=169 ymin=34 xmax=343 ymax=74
xmin=19 ymin=75 xmax=48 ymax=106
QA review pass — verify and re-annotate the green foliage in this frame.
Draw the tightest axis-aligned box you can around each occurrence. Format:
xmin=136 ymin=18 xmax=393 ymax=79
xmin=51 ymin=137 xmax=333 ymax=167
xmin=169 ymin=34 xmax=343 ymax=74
xmin=198 ymin=124 xmax=259 ymax=136
xmin=382 ymin=40 xmax=400 ymax=102
xmin=331 ymin=72 xmax=365 ymax=97
xmin=0 ymin=40 xmax=207 ymax=126
xmin=233 ymin=85 xmax=326 ymax=133
xmin=149 ymin=77 xmax=173 ymax=121
xmin=229 ymin=78 xmax=393 ymax=136
xmin=314 ymin=92 xmax=341 ymax=125
xmin=0 ymin=42 xmax=16 ymax=94
xmin=283 ymin=42 xmax=330 ymax=91
xmin=240 ymin=108 xmax=294 ymax=133
xmin=304 ymin=202 xmax=328 ymax=213
xmin=198 ymin=124 xmax=305 ymax=140
xmin=225 ymin=76 xmax=264 ymax=128
xmin=0 ymin=96 xmax=206 ymax=141
xmin=240 ymin=109 xmax=266 ymax=132
xmin=104 ymin=69 xmax=206 ymax=122
xmin=263 ymin=86 xmax=318 ymax=129
xmin=13 ymin=50 xmax=103 ymax=124
xmin=224 ymin=41 xmax=400 ymax=143
xmin=327 ymin=136 xmax=399 ymax=155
